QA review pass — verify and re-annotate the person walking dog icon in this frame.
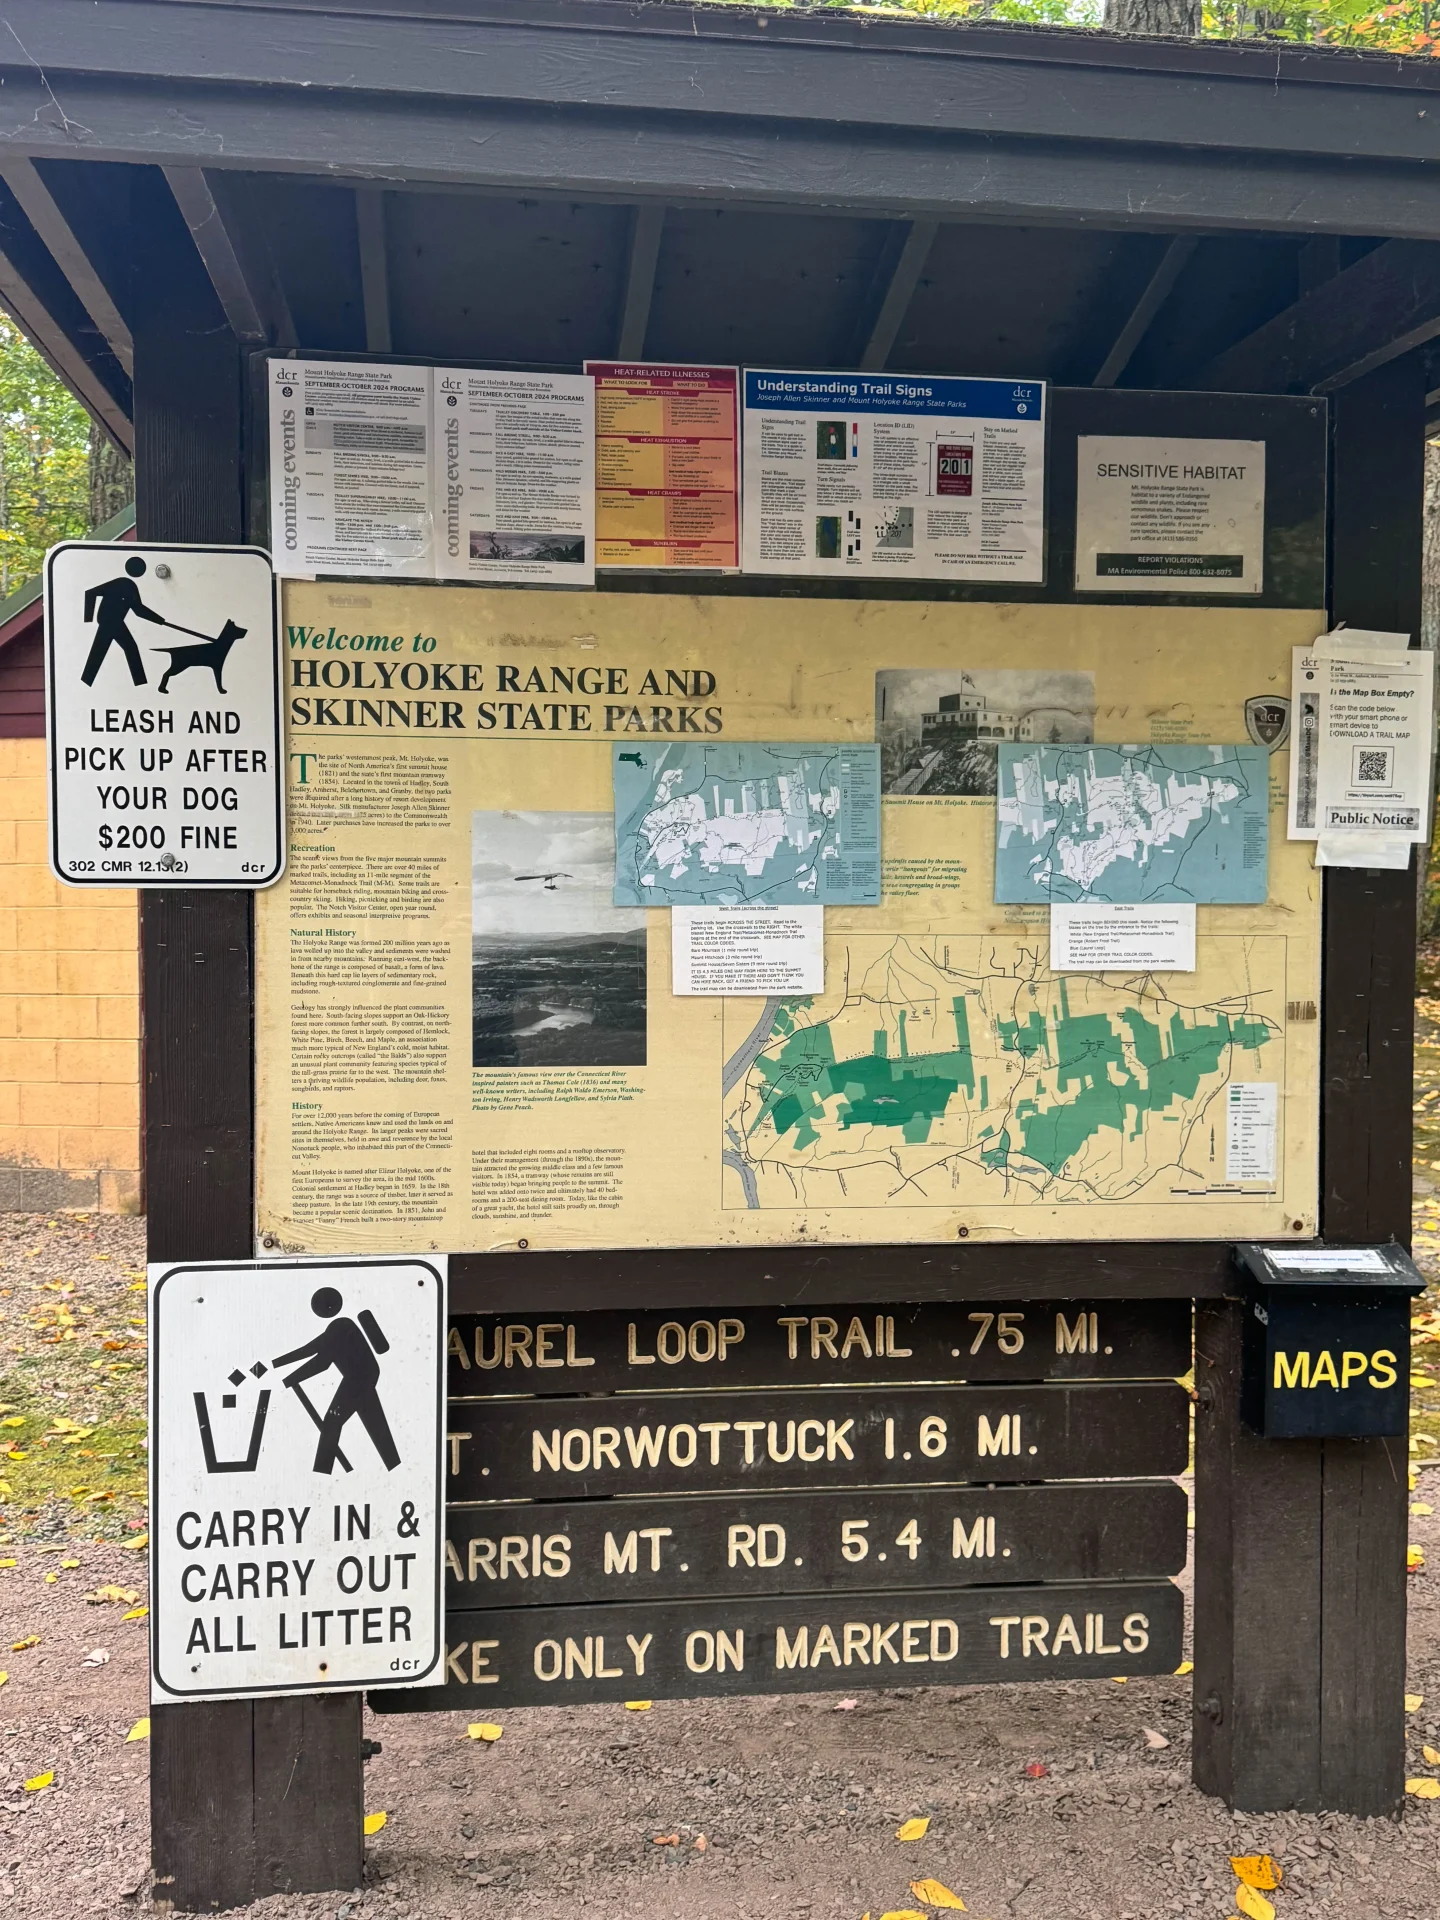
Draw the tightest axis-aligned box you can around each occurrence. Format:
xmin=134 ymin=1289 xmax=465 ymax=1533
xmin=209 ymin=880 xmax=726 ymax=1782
xmin=273 ymin=1288 xmax=401 ymax=1475
xmin=80 ymin=555 xmax=165 ymax=688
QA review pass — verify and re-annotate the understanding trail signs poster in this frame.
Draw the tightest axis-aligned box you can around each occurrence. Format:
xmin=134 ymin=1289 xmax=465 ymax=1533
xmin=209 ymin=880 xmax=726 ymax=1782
xmin=256 ymin=587 xmax=1321 ymax=1254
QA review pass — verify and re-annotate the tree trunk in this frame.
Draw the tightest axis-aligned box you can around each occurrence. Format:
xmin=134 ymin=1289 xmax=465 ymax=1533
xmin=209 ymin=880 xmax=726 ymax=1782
xmin=87 ymin=418 xmax=134 ymax=529
xmin=1104 ymin=0 xmax=1201 ymax=32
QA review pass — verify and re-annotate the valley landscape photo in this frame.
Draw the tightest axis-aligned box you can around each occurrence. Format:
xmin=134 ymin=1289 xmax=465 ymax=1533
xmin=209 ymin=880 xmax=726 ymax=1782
xmin=472 ymin=811 xmax=648 ymax=1067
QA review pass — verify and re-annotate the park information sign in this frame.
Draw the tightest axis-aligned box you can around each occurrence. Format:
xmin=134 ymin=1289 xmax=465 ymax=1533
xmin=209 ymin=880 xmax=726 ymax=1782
xmin=254 ymin=585 xmax=1321 ymax=1254
xmin=149 ymin=1257 xmax=446 ymax=1703
xmin=44 ymin=543 xmax=283 ymax=887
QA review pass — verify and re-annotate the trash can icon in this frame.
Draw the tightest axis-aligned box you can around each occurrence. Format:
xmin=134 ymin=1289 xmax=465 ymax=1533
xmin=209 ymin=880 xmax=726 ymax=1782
xmin=193 ymin=1388 xmax=270 ymax=1473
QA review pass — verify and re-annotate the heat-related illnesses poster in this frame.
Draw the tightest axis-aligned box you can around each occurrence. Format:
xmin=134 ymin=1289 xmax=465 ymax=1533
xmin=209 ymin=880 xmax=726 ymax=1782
xmin=256 ymin=586 xmax=1322 ymax=1255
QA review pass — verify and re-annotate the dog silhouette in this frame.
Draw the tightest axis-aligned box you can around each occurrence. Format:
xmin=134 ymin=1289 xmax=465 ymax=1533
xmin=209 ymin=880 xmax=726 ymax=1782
xmin=153 ymin=620 xmax=246 ymax=695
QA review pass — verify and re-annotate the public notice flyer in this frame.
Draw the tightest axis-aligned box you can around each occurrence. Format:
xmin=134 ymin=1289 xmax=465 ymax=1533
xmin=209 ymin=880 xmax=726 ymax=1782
xmin=1074 ymin=437 xmax=1265 ymax=594
xmin=432 ymin=369 xmax=594 ymax=586
xmin=268 ymin=358 xmax=434 ymax=580
xmin=586 ymin=362 xmax=739 ymax=569
xmin=256 ymin=586 xmax=1322 ymax=1255
xmin=739 ymin=371 xmax=1044 ymax=581
xmin=1312 ymin=644 xmax=1434 ymax=840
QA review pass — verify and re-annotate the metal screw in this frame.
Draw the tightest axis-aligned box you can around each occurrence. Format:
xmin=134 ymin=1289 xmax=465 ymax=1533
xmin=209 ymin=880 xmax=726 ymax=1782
xmin=154 ymin=563 xmax=172 ymax=580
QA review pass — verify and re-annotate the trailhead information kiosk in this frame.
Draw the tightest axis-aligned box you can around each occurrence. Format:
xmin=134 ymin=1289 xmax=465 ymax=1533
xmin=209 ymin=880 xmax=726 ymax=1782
xmin=16 ymin=0 xmax=1440 ymax=1904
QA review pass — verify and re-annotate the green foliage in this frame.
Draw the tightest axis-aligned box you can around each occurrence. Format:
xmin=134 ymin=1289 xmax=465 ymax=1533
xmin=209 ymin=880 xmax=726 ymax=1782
xmin=0 ymin=312 xmax=93 ymax=596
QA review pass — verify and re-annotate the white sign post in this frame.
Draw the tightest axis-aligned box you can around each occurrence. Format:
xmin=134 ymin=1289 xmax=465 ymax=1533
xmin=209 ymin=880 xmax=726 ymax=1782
xmin=44 ymin=542 xmax=283 ymax=887
xmin=149 ymin=1257 xmax=446 ymax=1704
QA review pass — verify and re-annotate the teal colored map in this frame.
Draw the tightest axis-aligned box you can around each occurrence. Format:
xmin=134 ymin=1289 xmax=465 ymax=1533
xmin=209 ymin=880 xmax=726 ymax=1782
xmin=722 ymin=935 xmax=1282 ymax=1209
xmin=995 ymin=743 xmax=1269 ymax=905
xmin=614 ymin=742 xmax=881 ymax=907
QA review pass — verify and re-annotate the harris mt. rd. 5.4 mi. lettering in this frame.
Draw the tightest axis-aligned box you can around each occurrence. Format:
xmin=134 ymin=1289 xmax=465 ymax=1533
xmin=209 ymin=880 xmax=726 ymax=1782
xmin=445 ymin=1300 xmax=1191 ymax=1398
xmin=446 ymin=1381 xmax=1188 ymax=1502
xmin=443 ymin=1481 xmax=1188 ymax=1606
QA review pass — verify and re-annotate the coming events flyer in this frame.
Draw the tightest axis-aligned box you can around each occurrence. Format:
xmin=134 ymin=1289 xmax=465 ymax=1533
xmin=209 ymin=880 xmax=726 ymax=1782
xmin=256 ymin=584 xmax=1321 ymax=1255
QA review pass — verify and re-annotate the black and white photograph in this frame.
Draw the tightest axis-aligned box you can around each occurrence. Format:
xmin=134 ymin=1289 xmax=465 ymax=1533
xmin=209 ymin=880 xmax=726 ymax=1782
xmin=469 ymin=529 xmax=587 ymax=564
xmin=876 ymin=667 xmax=1095 ymax=796
xmin=472 ymin=810 xmax=647 ymax=1067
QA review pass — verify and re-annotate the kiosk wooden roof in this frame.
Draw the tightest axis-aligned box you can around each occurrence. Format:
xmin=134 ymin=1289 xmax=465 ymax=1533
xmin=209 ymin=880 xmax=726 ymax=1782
xmin=5 ymin=0 xmax=1440 ymax=439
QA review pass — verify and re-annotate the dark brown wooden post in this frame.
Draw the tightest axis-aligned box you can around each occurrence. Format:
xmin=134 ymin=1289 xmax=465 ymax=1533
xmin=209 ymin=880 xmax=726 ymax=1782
xmin=131 ymin=174 xmax=364 ymax=1910
xmin=1193 ymin=354 xmax=1422 ymax=1815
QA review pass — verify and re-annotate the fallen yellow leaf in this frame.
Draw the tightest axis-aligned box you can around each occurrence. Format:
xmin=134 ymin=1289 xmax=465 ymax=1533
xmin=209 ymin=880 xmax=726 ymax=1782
xmin=125 ymin=1718 xmax=150 ymax=1743
xmin=119 ymin=1534 xmax=147 ymax=1552
xmin=0 ymin=1560 xmax=13 ymax=1570
xmin=1231 ymin=1856 xmax=1282 ymax=1891
xmin=1174 ymin=1660 xmax=1195 ymax=1676
xmin=43 ymin=1573 xmax=56 ymax=1585
xmin=625 ymin=1700 xmax=653 ymax=1711
xmin=1234 ymin=1883 xmax=1275 ymax=1920
xmin=59 ymin=1559 xmax=79 ymax=1570
xmin=1409 ymin=1546 xmax=1426 ymax=1570
xmin=1413 ymin=1503 xmax=1434 ymax=1516
xmin=1406 ymin=1776 xmax=1440 ymax=1798
xmin=1110 ymin=1676 xmax=1128 ymax=1684
xmin=911 ymin=1878 xmax=966 ymax=1909
xmin=1423 ymin=1745 xmax=1440 ymax=1765
xmin=0 ymin=1416 xmax=24 ymax=1428
xmin=86 ymin=1586 xmax=140 ymax=1606
xmin=652 ymin=1833 xmax=680 ymax=1846
xmin=895 ymin=1816 xmax=930 ymax=1841
xmin=363 ymin=1811 xmax=387 ymax=1836
xmin=0 ymin=1672 xmax=7 ymax=1689
xmin=121 ymin=1607 xmax=148 ymax=1622
xmin=880 ymin=1911 xmax=928 ymax=1920
xmin=1406 ymin=1693 xmax=1425 ymax=1712
xmin=466 ymin=1722 xmax=502 ymax=1742
xmin=23 ymin=1770 xmax=53 ymax=1792
xmin=11 ymin=1636 xmax=38 ymax=1651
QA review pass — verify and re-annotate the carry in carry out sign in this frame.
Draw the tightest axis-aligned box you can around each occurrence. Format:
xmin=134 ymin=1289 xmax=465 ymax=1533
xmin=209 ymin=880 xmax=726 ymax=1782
xmin=149 ymin=1258 xmax=446 ymax=1703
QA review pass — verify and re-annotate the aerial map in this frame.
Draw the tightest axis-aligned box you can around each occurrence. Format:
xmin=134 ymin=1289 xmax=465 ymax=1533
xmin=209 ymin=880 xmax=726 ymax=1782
xmin=995 ymin=743 xmax=1269 ymax=904
xmin=722 ymin=934 xmax=1284 ymax=1210
xmin=613 ymin=742 xmax=881 ymax=906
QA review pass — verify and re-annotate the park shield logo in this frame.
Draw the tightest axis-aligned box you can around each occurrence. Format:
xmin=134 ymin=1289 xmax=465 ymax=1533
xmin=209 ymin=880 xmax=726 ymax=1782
xmin=1245 ymin=695 xmax=1291 ymax=752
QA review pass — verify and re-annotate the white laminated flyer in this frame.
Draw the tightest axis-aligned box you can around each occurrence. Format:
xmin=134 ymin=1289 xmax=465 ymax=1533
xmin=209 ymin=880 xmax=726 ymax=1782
xmin=671 ymin=905 xmax=824 ymax=996
xmin=269 ymin=358 xmax=433 ymax=580
xmin=1287 ymin=629 xmax=1408 ymax=840
xmin=1074 ymin=436 xmax=1264 ymax=595
xmin=1313 ymin=644 xmax=1433 ymax=841
xmin=741 ymin=370 xmax=1044 ymax=581
xmin=1048 ymin=903 xmax=1196 ymax=973
xmin=433 ymin=369 xmax=594 ymax=586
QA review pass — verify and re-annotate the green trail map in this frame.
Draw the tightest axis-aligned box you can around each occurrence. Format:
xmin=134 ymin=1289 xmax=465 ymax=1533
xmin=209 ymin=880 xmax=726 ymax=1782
xmin=721 ymin=935 xmax=1285 ymax=1212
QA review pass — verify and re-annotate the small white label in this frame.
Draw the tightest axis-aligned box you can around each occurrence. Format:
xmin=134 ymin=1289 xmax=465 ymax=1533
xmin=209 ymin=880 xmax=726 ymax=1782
xmin=672 ymin=905 xmax=824 ymax=996
xmin=1267 ymin=1246 xmax=1389 ymax=1274
xmin=1226 ymin=1082 xmax=1278 ymax=1184
xmin=1048 ymin=902 xmax=1196 ymax=973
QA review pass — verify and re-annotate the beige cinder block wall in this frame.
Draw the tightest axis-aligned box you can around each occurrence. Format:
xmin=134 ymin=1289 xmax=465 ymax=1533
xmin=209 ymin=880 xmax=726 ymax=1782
xmin=0 ymin=738 xmax=142 ymax=1212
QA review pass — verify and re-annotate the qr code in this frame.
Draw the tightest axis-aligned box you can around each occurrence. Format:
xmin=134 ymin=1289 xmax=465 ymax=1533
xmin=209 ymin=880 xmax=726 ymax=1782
xmin=1356 ymin=749 xmax=1391 ymax=783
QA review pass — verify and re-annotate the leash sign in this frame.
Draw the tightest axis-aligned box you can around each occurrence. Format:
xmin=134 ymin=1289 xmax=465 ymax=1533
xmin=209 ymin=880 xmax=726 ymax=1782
xmin=150 ymin=1256 xmax=447 ymax=1702
xmin=44 ymin=542 xmax=283 ymax=887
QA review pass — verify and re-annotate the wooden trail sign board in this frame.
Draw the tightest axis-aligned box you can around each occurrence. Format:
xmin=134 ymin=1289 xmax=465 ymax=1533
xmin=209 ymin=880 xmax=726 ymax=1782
xmin=371 ymin=1580 xmax=1185 ymax=1711
xmin=447 ymin=1299 xmax=1192 ymax=1397
xmin=446 ymin=1380 xmax=1189 ymax=1502
xmin=444 ymin=1480 xmax=1188 ymax=1605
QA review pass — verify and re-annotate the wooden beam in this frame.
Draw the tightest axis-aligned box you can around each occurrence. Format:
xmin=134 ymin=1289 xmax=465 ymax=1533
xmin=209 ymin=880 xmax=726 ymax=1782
xmin=0 ymin=159 xmax=133 ymax=377
xmin=1 ymin=64 xmax=1440 ymax=240
xmin=9 ymin=0 xmax=1440 ymax=176
xmin=1091 ymin=236 xmax=1196 ymax=388
xmin=859 ymin=220 xmax=937 ymax=373
xmin=616 ymin=204 xmax=664 ymax=360
xmin=1196 ymin=239 xmax=1440 ymax=394
xmin=355 ymin=186 xmax=392 ymax=353
xmin=163 ymin=167 xmax=268 ymax=343
xmin=0 ymin=238 xmax=132 ymax=452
